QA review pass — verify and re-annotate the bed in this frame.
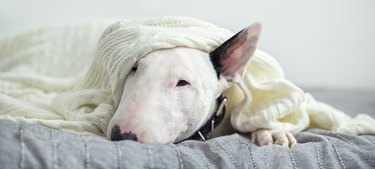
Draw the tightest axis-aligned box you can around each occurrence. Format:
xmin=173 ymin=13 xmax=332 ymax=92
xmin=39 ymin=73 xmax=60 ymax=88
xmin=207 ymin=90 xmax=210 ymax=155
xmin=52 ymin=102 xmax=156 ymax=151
xmin=0 ymin=19 xmax=374 ymax=169
xmin=1 ymin=88 xmax=374 ymax=169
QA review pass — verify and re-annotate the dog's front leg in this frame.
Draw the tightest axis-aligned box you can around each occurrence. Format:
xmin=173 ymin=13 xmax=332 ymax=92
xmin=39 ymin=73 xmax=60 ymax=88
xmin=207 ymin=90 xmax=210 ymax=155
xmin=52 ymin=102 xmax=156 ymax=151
xmin=251 ymin=129 xmax=297 ymax=148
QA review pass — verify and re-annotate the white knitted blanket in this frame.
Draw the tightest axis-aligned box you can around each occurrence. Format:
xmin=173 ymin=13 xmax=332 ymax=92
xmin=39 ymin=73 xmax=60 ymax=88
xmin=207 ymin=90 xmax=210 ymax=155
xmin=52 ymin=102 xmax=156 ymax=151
xmin=0 ymin=17 xmax=374 ymax=137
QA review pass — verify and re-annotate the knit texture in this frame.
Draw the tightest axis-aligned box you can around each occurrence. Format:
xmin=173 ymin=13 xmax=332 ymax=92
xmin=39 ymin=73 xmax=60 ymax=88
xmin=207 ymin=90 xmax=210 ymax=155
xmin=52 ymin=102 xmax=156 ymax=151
xmin=0 ymin=17 xmax=374 ymax=137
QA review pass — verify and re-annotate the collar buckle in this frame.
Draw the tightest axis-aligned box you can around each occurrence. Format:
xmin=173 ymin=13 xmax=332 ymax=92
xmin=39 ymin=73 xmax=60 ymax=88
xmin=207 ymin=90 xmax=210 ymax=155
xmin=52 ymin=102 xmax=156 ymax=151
xmin=191 ymin=95 xmax=227 ymax=142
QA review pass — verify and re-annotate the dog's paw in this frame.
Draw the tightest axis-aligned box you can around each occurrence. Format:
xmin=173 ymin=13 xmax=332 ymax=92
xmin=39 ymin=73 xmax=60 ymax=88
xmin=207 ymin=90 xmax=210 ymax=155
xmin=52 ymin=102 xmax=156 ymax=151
xmin=251 ymin=129 xmax=297 ymax=148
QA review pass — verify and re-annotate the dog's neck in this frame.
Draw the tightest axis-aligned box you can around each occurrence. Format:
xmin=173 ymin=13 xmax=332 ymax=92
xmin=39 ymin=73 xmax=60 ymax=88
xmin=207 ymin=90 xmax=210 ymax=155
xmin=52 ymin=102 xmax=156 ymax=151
xmin=179 ymin=95 xmax=227 ymax=142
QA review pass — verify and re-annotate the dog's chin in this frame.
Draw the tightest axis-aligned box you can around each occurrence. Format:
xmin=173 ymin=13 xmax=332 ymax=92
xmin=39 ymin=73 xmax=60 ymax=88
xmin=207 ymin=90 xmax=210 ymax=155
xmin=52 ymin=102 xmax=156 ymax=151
xmin=106 ymin=114 xmax=191 ymax=143
xmin=133 ymin=134 xmax=179 ymax=144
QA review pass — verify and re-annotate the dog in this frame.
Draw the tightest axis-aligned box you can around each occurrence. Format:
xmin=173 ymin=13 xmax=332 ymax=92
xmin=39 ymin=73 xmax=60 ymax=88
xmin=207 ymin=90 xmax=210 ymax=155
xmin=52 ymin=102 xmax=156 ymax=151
xmin=106 ymin=23 xmax=297 ymax=147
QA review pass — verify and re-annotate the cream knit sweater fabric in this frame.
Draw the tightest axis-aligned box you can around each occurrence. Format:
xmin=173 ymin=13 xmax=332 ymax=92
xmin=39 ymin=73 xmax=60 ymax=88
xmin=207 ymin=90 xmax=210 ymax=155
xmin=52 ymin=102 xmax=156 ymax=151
xmin=0 ymin=17 xmax=374 ymax=137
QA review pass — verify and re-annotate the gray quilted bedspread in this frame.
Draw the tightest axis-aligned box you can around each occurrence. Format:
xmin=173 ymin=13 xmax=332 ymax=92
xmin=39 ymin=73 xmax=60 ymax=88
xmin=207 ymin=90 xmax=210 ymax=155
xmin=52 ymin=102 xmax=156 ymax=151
xmin=1 ymin=88 xmax=375 ymax=169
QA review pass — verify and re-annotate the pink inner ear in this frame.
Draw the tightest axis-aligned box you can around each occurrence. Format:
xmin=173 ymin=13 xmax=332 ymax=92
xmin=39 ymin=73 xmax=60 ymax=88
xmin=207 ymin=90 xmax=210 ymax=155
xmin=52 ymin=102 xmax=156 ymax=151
xmin=221 ymin=23 xmax=261 ymax=82
xmin=222 ymin=47 xmax=247 ymax=76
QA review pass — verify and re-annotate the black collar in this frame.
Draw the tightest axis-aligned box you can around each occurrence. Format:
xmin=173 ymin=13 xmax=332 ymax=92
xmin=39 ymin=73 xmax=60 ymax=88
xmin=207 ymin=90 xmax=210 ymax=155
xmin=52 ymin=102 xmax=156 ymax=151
xmin=183 ymin=95 xmax=227 ymax=142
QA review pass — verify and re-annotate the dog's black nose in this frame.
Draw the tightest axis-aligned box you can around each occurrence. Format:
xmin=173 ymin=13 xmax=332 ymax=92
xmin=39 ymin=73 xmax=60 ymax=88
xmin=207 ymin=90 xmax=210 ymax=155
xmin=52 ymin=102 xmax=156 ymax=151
xmin=111 ymin=125 xmax=138 ymax=141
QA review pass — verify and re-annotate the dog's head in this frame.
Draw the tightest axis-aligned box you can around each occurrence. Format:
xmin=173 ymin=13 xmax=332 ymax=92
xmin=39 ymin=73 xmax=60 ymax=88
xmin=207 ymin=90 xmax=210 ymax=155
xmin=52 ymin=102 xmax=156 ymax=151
xmin=107 ymin=23 xmax=261 ymax=143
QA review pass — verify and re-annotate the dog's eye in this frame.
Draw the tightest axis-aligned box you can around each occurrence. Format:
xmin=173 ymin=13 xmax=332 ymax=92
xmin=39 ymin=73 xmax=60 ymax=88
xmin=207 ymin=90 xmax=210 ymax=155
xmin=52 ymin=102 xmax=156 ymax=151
xmin=176 ymin=80 xmax=190 ymax=87
xmin=131 ymin=62 xmax=138 ymax=72
xmin=131 ymin=66 xmax=137 ymax=72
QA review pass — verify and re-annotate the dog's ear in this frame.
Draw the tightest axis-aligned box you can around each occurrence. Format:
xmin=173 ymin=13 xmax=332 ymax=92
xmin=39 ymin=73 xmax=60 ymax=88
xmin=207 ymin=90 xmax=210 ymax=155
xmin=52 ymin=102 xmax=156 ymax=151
xmin=210 ymin=23 xmax=261 ymax=83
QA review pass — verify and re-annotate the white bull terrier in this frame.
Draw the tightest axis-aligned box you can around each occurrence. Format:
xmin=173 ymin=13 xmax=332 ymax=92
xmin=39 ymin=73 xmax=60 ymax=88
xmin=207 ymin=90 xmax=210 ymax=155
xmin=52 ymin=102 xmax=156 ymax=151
xmin=107 ymin=23 xmax=297 ymax=147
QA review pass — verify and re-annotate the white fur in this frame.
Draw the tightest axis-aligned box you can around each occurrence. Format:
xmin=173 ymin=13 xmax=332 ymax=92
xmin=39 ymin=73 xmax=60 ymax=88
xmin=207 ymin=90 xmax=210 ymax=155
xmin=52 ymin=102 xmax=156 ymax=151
xmin=107 ymin=48 xmax=225 ymax=143
xmin=106 ymin=47 xmax=296 ymax=147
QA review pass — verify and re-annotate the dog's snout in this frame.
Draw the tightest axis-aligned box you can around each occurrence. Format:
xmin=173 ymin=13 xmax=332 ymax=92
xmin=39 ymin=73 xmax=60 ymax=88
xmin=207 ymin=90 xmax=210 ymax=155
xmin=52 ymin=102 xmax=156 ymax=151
xmin=111 ymin=125 xmax=138 ymax=141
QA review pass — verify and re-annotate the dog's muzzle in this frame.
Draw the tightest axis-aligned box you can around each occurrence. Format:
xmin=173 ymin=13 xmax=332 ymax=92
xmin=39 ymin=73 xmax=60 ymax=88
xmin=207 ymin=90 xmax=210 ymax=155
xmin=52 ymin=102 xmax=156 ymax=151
xmin=110 ymin=95 xmax=227 ymax=143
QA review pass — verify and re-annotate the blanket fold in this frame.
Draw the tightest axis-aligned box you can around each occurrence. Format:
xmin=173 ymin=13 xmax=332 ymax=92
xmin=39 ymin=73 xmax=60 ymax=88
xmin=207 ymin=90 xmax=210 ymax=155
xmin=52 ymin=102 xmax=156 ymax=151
xmin=0 ymin=17 xmax=374 ymax=137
